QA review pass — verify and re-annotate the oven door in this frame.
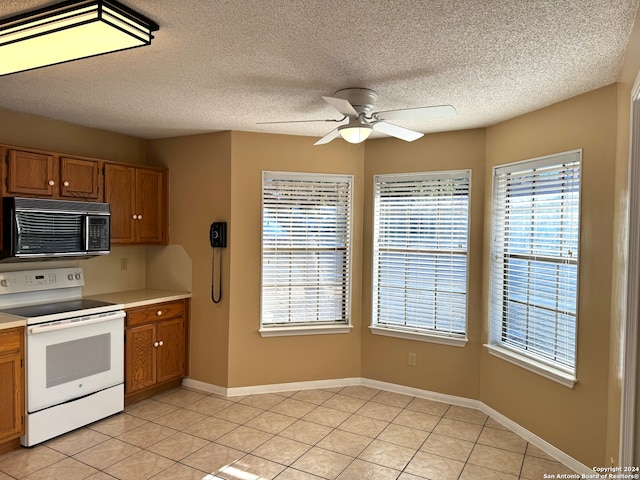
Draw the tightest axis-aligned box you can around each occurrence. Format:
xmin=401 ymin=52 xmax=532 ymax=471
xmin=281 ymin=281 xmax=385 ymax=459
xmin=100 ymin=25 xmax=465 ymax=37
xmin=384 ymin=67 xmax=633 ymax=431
xmin=26 ymin=310 xmax=124 ymax=413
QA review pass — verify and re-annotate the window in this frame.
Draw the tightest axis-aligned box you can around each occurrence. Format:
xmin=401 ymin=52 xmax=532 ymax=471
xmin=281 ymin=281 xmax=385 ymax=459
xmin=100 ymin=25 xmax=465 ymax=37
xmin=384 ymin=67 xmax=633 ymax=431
xmin=260 ymin=171 xmax=353 ymax=336
xmin=371 ymin=171 xmax=471 ymax=346
xmin=487 ymin=150 xmax=581 ymax=387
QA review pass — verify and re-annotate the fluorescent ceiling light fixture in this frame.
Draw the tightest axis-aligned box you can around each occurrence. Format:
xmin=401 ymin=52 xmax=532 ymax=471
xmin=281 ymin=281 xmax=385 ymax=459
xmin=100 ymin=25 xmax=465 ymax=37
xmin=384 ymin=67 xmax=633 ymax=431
xmin=338 ymin=119 xmax=373 ymax=144
xmin=0 ymin=0 xmax=159 ymax=76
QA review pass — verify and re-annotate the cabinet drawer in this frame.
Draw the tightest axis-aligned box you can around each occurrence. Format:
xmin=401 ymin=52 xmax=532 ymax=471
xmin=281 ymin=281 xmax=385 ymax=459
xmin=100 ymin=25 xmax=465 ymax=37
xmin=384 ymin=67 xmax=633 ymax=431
xmin=0 ymin=328 xmax=22 ymax=356
xmin=126 ymin=300 xmax=185 ymax=327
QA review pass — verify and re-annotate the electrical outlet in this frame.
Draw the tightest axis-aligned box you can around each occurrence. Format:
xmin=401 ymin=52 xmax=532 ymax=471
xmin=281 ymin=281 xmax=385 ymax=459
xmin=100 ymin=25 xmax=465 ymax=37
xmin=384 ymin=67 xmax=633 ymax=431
xmin=120 ymin=258 xmax=128 ymax=271
xmin=408 ymin=352 xmax=416 ymax=366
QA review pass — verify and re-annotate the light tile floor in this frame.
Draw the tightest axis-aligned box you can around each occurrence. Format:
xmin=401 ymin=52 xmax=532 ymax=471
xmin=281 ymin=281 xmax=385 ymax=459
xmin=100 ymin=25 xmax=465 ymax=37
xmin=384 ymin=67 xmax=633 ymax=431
xmin=0 ymin=385 xmax=577 ymax=480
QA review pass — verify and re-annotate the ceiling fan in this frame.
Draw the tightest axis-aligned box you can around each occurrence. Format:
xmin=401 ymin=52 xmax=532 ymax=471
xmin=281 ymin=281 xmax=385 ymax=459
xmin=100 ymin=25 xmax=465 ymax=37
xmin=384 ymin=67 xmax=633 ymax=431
xmin=259 ymin=88 xmax=456 ymax=145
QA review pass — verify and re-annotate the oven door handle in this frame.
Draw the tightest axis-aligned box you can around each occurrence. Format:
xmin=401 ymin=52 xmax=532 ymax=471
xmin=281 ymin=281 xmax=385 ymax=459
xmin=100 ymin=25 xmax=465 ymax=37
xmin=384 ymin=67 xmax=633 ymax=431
xmin=27 ymin=311 xmax=125 ymax=335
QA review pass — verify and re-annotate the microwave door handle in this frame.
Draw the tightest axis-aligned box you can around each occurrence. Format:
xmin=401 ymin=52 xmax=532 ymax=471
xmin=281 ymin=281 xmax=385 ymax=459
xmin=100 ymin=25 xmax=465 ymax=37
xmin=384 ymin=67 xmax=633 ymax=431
xmin=85 ymin=216 xmax=90 ymax=251
xmin=27 ymin=311 xmax=125 ymax=335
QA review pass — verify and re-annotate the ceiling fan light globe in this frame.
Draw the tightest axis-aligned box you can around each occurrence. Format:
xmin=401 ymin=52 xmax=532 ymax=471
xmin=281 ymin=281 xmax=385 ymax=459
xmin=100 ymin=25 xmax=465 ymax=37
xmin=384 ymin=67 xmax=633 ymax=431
xmin=339 ymin=125 xmax=372 ymax=144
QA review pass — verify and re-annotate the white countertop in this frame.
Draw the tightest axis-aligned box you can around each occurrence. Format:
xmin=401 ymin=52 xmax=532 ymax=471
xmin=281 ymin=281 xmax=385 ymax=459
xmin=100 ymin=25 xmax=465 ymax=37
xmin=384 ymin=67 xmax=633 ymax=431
xmin=0 ymin=289 xmax=191 ymax=331
xmin=85 ymin=289 xmax=192 ymax=309
xmin=0 ymin=317 xmax=26 ymax=330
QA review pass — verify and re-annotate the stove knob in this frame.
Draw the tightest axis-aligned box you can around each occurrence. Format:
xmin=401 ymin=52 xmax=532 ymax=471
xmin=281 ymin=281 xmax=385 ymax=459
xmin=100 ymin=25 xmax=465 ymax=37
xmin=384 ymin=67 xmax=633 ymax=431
xmin=0 ymin=279 xmax=7 ymax=287
xmin=75 ymin=273 xmax=82 ymax=280
xmin=67 ymin=274 xmax=74 ymax=281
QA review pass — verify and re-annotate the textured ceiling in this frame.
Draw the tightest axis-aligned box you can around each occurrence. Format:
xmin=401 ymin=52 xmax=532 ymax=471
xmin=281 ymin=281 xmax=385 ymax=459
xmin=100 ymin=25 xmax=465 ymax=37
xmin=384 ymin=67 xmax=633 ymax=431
xmin=0 ymin=0 xmax=637 ymax=141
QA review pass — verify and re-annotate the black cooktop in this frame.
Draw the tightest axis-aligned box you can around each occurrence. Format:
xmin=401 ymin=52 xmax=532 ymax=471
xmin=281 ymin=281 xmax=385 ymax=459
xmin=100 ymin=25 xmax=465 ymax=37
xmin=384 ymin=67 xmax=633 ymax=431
xmin=0 ymin=299 xmax=117 ymax=319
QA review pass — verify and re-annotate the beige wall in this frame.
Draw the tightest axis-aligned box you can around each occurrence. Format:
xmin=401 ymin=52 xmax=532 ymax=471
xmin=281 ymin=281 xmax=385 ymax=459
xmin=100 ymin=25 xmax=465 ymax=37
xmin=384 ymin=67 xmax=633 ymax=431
xmin=482 ymin=85 xmax=618 ymax=464
xmin=227 ymin=132 xmax=364 ymax=387
xmin=147 ymin=132 xmax=232 ymax=387
xmin=148 ymin=96 xmax=620 ymax=465
xmin=0 ymin=66 xmax=632 ymax=465
xmin=0 ymin=107 xmax=146 ymax=164
xmin=0 ymin=107 xmax=149 ymax=291
xmin=361 ymin=129 xmax=486 ymax=399
xmin=606 ymin=7 xmax=640 ymax=465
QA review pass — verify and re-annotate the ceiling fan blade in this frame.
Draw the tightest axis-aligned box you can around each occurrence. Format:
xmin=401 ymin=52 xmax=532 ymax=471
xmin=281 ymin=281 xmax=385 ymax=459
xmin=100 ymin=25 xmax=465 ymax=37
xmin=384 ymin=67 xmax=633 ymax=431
xmin=373 ymin=121 xmax=424 ymax=142
xmin=257 ymin=118 xmax=342 ymax=125
xmin=375 ymin=105 xmax=456 ymax=121
xmin=322 ymin=96 xmax=358 ymax=116
xmin=313 ymin=128 xmax=341 ymax=145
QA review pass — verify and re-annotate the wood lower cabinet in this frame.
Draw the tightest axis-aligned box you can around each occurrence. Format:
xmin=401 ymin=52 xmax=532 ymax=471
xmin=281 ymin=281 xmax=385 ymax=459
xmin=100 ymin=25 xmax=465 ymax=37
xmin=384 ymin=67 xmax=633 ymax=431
xmin=125 ymin=299 xmax=188 ymax=400
xmin=105 ymin=163 xmax=167 ymax=245
xmin=126 ymin=323 xmax=157 ymax=393
xmin=0 ymin=327 xmax=24 ymax=445
xmin=3 ymin=148 xmax=102 ymax=200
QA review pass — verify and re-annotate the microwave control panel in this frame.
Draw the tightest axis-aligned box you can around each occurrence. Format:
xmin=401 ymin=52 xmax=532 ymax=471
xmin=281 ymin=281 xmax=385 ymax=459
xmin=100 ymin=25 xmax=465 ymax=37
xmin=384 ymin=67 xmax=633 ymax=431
xmin=87 ymin=216 xmax=110 ymax=250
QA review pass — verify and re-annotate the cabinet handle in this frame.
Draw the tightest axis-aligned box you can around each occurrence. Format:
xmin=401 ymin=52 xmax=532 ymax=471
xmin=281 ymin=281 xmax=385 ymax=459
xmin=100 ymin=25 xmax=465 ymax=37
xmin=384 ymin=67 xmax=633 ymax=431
xmin=159 ymin=340 xmax=164 ymax=346
xmin=138 ymin=214 xmax=142 ymax=220
xmin=132 ymin=215 xmax=138 ymax=220
xmin=63 ymin=181 xmax=69 ymax=187
xmin=48 ymin=180 xmax=55 ymax=186
xmin=154 ymin=341 xmax=159 ymax=347
xmin=156 ymin=310 xmax=162 ymax=316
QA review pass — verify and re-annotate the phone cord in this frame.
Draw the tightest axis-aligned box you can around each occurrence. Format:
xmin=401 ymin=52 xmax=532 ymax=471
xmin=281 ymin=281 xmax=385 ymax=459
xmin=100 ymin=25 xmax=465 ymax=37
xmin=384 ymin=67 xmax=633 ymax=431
xmin=211 ymin=249 xmax=222 ymax=304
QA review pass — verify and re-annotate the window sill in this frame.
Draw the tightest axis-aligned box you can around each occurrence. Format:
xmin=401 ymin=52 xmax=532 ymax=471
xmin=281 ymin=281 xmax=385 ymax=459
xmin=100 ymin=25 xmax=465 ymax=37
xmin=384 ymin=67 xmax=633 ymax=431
xmin=484 ymin=344 xmax=577 ymax=388
xmin=369 ymin=326 xmax=468 ymax=347
xmin=259 ymin=324 xmax=353 ymax=337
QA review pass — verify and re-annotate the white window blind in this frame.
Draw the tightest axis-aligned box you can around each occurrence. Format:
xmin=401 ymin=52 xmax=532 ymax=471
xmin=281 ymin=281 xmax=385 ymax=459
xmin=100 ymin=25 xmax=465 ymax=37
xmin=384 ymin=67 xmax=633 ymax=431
xmin=372 ymin=171 xmax=470 ymax=339
xmin=489 ymin=151 xmax=581 ymax=379
xmin=261 ymin=171 xmax=353 ymax=328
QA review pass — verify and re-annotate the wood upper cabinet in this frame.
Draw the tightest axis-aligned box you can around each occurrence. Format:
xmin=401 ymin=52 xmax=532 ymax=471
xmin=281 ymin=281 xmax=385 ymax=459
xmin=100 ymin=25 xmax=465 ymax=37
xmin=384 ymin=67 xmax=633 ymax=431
xmin=104 ymin=163 xmax=167 ymax=245
xmin=1 ymin=144 xmax=168 ymax=245
xmin=5 ymin=149 xmax=56 ymax=196
xmin=104 ymin=164 xmax=135 ymax=243
xmin=0 ymin=327 xmax=24 ymax=444
xmin=60 ymin=157 xmax=101 ymax=200
xmin=4 ymin=148 xmax=102 ymax=201
xmin=135 ymin=168 xmax=165 ymax=244
xmin=125 ymin=300 xmax=188 ymax=397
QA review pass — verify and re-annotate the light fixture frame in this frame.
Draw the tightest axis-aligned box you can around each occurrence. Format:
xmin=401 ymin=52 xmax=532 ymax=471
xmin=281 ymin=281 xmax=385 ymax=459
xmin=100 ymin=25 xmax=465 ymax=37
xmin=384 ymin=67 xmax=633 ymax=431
xmin=0 ymin=0 xmax=159 ymax=76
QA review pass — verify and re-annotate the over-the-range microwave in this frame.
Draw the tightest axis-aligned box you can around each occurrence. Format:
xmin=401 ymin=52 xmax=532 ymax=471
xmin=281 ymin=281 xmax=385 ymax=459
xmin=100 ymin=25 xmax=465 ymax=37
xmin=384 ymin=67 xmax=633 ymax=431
xmin=1 ymin=197 xmax=111 ymax=262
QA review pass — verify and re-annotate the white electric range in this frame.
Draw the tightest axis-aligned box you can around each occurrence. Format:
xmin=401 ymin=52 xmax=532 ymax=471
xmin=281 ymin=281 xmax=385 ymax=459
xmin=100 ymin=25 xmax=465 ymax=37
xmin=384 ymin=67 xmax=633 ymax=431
xmin=0 ymin=267 xmax=125 ymax=446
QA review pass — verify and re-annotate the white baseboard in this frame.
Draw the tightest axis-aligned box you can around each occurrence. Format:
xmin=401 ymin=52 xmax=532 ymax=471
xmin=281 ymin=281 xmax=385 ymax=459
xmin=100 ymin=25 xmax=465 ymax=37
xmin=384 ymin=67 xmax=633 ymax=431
xmin=182 ymin=376 xmax=590 ymax=473
xmin=181 ymin=378 xmax=228 ymax=397
xmin=478 ymin=402 xmax=590 ymax=475
xmin=361 ymin=378 xmax=481 ymax=410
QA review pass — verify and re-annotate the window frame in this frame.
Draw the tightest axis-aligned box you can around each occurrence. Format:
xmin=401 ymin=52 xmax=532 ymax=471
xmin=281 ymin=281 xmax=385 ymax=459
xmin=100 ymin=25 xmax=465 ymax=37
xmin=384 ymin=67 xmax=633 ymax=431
xmin=486 ymin=150 xmax=581 ymax=388
xmin=259 ymin=171 xmax=354 ymax=337
xmin=369 ymin=170 xmax=472 ymax=347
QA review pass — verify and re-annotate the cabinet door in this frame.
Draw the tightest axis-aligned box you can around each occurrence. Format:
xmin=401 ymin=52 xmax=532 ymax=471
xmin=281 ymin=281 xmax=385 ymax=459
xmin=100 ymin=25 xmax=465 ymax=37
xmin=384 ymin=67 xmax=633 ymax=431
xmin=60 ymin=157 xmax=101 ymax=200
xmin=0 ymin=354 xmax=22 ymax=442
xmin=5 ymin=149 xmax=56 ymax=196
xmin=125 ymin=324 xmax=157 ymax=394
xmin=157 ymin=318 xmax=185 ymax=384
xmin=135 ymin=168 xmax=166 ymax=244
xmin=104 ymin=163 xmax=136 ymax=244
xmin=0 ymin=328 xmax=23 ymax=443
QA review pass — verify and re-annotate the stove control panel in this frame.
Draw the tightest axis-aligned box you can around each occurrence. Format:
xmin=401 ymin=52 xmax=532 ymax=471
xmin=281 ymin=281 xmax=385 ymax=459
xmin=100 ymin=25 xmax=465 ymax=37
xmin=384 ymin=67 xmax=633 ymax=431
xmin=0 ymin=268 xmax=84 ymax=294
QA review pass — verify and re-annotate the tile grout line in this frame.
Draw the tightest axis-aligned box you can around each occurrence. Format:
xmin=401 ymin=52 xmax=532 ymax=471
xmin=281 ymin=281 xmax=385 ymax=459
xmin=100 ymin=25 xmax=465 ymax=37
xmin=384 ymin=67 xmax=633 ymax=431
xmin=0 ymin=386 xmax=573 ymax=480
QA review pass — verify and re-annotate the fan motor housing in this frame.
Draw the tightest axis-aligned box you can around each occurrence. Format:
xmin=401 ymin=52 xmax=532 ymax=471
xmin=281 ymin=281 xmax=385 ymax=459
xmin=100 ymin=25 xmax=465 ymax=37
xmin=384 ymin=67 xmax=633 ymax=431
xmin=333 ymin=88 xmax=378 ymax=115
